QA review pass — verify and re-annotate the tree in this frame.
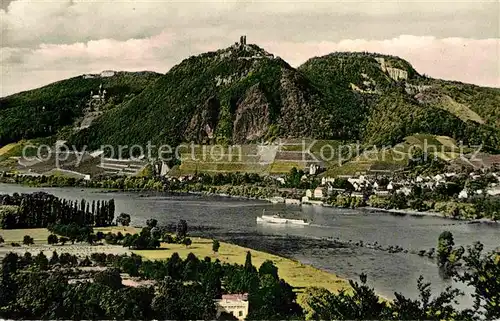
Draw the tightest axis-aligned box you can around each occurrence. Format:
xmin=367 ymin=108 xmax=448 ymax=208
xmin=146 ymin=218 xmax=158 ymax=228
xmin=79 ymin=256 xmax=92 ymax=267
xmin=23 ymin=235 xmax=34 ymax=246
xmin=249 ymin=274 xmax=302 ymax=319
xmin=34 ymin=252 xmax=49 ymax=270
xmin=218 ymin=312 xmax=239 ymax=320
xmin=295 ymin=274 xmax=388 ymax=320
xmin=105 ymin=233 xmax=116 ymax=245
xmin=176 ymin=219 xmax=188 ymax=239
xmin=0 ymin=235 xmax=4 ymax=245
xmin=93 ymin=268 xmax=123 ymax=290
xmin=162 ymin=234 xmax=174 ymax=243
xmin=96 ymin=231 xmax=105 ymax=240
xmin=258 ymin=260 xmax=279 ymax=280
xmin=147 ymin=237 xmax=161 ymax=249
xmin=244 ymin=251 xmax=254 ymax=272
xmin=150 ymin=227 xmax=161 ymax=240
xmin=86 ymin=233 xmax=96 ymax=245
xmin=212 ymin=239 xmax=220 ymax=253
xmin=116 ymin=232 xmax=124 ymax=241
xmin=298 ymin=287 xmax=332 ymax=320
xmin=183 ymin=238 xmax=192 ymax=248
xmin=437 ymin=231 xmax=454 ymax=267
xmin=455 ymin=242 xmax=500 ymax=319
xmin=49 ymin=251 xmax=59 ymax=265
xmin=116 ymin=213 xmax=131 ymax=226
xmin=391 ymin=275 xmax=469 ymax=320
xmin=59 ymin=237 xmax=69 ymax=245
xmin=47 ymin=234 xmax=59 ymax=245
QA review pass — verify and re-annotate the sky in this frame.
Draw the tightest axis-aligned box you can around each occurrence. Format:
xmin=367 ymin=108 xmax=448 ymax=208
xmin=1 ymin=0 xmax=499 ymax=96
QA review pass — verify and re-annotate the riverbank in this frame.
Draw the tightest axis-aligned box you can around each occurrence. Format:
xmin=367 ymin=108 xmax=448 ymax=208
xmin=361 ymin=206 xmax=499 ymax=224
xmin=0 ymin=227 xmax=351 ymax=297
xmin=191 ymin=189 xmax=500 ymax=223
xmin=2 ymin=177 xmax=498 ymax=222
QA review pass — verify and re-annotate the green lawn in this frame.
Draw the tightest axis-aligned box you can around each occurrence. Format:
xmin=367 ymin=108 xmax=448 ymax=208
xmin=0 ymin=228 xmax=51 ymax=244
xmin=133 ymin=236 xmax=350 ymax=295
xmin=0 ymin=227 xmax=137 ymax=245
xmin=0 ymin=227 xmax=351 ymax=296
xmin=0 ymin=143 xmax=18 ymax=156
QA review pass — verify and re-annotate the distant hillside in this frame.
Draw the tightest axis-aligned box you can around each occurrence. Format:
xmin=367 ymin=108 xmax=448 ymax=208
xmin=0 ymin=71 xmax=161 ymax=146
xmin=2 ymin=42 xmax=499 ymax=159
xmin=68 ymin=42 xmax=367 ymax=153
xmin=299 ymin=52 xmax=500 ymax=151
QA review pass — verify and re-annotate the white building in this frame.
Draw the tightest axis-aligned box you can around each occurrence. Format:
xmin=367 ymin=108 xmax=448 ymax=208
xmin=305 ymin=189 xmax=313 ymax=198
xmin=313 ymin=187 xmax=324 ymax=199
xmin=396 ymin=187 xmax=412 ymax=196
xmin=348 ymin=176 xmax=369 ymax=191
xmin=321 ymin=177 xmax=335 ymax=186
xmin=487 ymin=187 xmax=500 ymax=196
xmin=100 ymin=70 xmax=116 ymax=77
xmin=434 ymin=174 xmax=445 ymax=182
xmin=215 ymin=294 xmax=249 ymax=321
xmin=458 ymin=189 xmax=469 ymax=199
xmin=309 ymin=164 xmax=319 ymax=175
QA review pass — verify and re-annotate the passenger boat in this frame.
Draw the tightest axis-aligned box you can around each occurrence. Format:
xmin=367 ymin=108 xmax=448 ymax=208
xmin=256 ymin=211 xmax=310 ymax=226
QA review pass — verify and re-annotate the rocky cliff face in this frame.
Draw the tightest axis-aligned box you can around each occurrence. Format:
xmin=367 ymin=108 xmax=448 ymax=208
xmin=375 ymin=57 xmax=408 ymax=81
xmin=232 ymin=84 xmax=270 ymax=143
xmin=278 ymin=68 xmax=317 ymax=138
xmin=185 ymin=96 xmax=221 ymax=142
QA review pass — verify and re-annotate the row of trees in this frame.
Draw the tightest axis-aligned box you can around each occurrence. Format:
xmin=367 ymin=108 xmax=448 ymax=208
xmin=0 ymin=249 xmax=301 ymax=320
xmin=0 ymin=192 xmax=115 ymax=229
xmin=1 ymin=240 xmax=498 ymax=320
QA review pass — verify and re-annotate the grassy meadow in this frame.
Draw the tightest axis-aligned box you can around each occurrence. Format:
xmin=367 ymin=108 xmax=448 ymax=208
xmin=0 ymin=227 xmax=350 ymax=296
xmin=133 ymin=236 xmax=350 ymax=295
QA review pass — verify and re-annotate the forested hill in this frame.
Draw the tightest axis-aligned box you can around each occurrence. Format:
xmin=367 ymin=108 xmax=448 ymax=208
xmin=0 ymin=71 xmax=161 ymax=146
xmin=1 ymin=43 xmax=499 ymax=152
xmin=299 ymin=52 xmax=500 ymax=151
xmin=68 ymin=42 xmax=360 ymax=150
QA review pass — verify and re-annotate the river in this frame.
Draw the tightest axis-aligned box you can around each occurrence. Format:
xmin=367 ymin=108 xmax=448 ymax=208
xmin=1 ymin=183 xmax=498 ymax=304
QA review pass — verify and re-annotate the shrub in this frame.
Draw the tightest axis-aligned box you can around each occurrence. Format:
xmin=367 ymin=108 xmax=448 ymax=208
xmin=23 ymin=235 xmax=34 ymax=246
xmin=212 ymin=239 xmax=220 ymax=253
xmin=47 ymin=234 xmax=59 ymax=245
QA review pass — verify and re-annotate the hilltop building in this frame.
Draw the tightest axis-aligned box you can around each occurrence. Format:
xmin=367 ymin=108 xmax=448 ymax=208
xmin=86 ymin=84 xmax=106 ymax=111
xmin=100 ymin=70 xmax=116 ymax=77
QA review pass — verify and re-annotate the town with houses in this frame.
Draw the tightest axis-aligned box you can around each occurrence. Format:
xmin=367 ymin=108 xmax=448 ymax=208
xmin=251 ymin=164 xmax=500 ymax=209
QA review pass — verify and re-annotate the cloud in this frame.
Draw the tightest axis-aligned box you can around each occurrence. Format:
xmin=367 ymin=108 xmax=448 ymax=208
xmin=1 ymin=0 xmax=498 ymax=95
xmin=2 ymin=0 xmax=499 ymax=47
xmin=263 ymin=36 xmax=500 ymax=88
xmin=1 ymin=34 xmax=498 ymax=97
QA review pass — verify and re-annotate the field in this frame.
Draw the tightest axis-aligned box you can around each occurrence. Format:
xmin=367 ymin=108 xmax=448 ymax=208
xmin=321 ymin=134 xmax=469 ymax=177
xmin=438 ymin=95 xmax=484 ymax=124
xmin=176 ymin=140 xmax=325 ymax=175
xmin=134 ymin=237 xmax=349 ymax=295
xmin=0 ymin=227 xmax=137 ymax=245
xmin=0 ymin=143 xmax=18 ymax=157
xmin=0 ymin=227 xmax=350 ymax=296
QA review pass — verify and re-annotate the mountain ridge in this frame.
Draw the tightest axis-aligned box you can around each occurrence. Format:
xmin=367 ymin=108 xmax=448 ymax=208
xmin=1 ymin=40 xmax=499 ymax=155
